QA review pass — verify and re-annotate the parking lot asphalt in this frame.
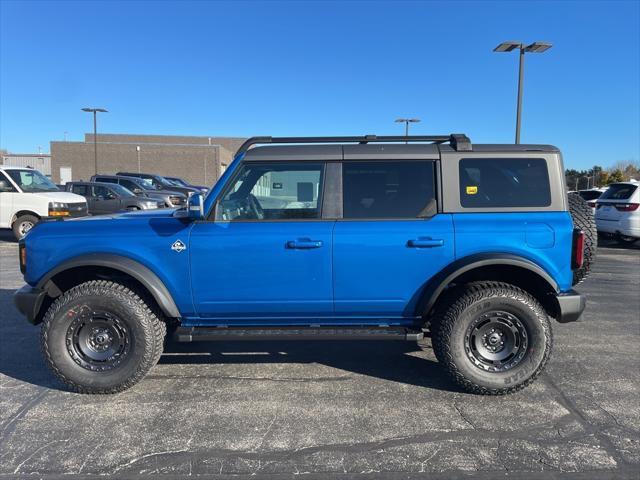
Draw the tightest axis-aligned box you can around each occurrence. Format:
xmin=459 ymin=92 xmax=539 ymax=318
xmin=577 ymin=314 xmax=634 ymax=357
xmin=0 ymin=231 xmax=638 ymax=479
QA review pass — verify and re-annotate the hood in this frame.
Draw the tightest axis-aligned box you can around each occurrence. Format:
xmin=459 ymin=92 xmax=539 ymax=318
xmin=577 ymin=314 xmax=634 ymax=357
xmin=29 ymin=191 xmax=87 ymax=203
xmin=71 ymin=207 xmax=179 ymax=221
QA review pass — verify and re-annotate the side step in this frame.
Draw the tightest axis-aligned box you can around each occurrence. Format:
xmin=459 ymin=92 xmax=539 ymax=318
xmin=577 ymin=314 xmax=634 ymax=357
xmin=174 ymin=326 xmax=424 ymax=342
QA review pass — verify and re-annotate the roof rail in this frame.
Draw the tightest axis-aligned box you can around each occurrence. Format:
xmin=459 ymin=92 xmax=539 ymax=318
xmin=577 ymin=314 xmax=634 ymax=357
xmin=234 ymin=134 xmax=472 ymax=158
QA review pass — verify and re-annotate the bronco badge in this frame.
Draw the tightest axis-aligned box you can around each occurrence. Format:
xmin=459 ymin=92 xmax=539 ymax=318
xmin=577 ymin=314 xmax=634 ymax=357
xmin=171 ymin=239 xmax=186 ymax=252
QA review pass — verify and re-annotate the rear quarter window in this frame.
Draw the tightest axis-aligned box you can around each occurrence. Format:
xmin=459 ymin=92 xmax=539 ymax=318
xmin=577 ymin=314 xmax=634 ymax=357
xmin=459 ymin=158 xmax=551 ymax=208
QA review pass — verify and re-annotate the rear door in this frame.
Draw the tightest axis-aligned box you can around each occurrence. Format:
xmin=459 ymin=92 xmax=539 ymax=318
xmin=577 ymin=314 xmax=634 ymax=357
xmin=332 ymin=155 xmax=455 ymax=321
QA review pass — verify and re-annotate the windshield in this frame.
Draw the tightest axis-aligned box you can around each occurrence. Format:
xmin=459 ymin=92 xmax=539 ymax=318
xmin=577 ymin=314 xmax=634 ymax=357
xmin=109 ymin=183 xmax=135 ymax=197
xmin=6 ymin=169 xmax=59 ymax=192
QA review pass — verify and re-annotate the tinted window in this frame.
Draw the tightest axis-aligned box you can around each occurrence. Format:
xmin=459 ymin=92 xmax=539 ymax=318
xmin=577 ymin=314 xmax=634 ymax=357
xmin=459 ymin=158 xmax=551 ymax=208
xmin=578 ymin=190 xmax=602 ymax=201
xmin=218 ymin=163 xmax=324 ymax=221
xmin=119 ymin=179 xmax=140 ymax=191
xmin=95 ymin=176 xmax=117 ymax=184
xmin=600 ymin=183 xmax=637 ymax=200
xmin=72 ymin=184 xmax=90 ymax=196
xmin=342 ymin=161 xmax=436 ymax=219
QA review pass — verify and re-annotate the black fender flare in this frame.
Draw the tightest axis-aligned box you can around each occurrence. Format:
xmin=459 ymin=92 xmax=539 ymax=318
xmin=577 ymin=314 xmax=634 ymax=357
xmin=417 ymin=253 xmax=560 ymax=315
xmin=37 ymin=254 xmax=181 ymax=318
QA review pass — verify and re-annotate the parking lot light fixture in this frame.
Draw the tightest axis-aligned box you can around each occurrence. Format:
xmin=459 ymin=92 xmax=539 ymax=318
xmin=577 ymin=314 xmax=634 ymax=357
xmin=395 ymin=118 xmax=421 ymax=143
xmin=494 ymin=41 xmax=552 ymax=144
xmin=81 ymin=107 xmax=108 ymax=174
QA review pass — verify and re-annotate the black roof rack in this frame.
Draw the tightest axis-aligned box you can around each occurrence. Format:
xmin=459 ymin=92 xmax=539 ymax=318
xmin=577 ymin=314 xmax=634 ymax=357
xmin=234 ymin=134 xmax=472 ymax=158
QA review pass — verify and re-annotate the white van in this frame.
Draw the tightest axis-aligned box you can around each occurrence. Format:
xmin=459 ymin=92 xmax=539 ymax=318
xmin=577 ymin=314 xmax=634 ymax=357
xmin=595 ymin=181 xmax=640 ymax=245
xmin=0 ymin=166 xmax=88 ymax=240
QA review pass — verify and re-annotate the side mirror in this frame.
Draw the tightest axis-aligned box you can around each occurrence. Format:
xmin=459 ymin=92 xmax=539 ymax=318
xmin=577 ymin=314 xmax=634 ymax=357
xmin=188 ymin=193 xmax=204 ymax=220
xmin=133 ymin=188 xmax=143 ymax=194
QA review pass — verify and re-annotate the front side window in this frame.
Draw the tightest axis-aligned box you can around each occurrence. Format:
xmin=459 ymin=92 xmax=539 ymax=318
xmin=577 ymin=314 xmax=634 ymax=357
xmin=93 ymin=185 xmax=115 ymax=199
xmin=459 ymin=158 xmax=551 ymax=208
xmin=5 ymin=169 xmax=59 ymax=193
xmin=217 ymin=163 xmax=324 ymax=221
xmin=342 ymin=161 xmax=436 ymax=219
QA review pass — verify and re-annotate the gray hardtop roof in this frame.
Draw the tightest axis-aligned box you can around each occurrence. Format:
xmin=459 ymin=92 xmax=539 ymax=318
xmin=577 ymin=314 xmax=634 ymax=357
xmin=243 ymin=142 xmax=559 ymax=161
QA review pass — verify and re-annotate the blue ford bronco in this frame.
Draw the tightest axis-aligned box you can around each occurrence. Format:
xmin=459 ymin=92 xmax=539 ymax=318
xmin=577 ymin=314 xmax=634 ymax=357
xmin=14 ymin=135 xmax=595 ymax=394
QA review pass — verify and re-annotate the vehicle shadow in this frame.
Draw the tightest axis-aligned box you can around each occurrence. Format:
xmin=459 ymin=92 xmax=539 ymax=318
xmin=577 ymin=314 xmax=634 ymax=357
xmin=0 ymin=287 xmax=460 ymax=393
xmin=597 ymin=236 xmax=640 ymax=250
xmin=0 ymin=230 xmax=16 ymax=243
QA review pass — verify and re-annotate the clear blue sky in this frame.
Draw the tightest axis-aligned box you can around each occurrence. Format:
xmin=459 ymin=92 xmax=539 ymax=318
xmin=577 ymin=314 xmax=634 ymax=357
xmin=1 ymin=0 xmax=638 ymax=170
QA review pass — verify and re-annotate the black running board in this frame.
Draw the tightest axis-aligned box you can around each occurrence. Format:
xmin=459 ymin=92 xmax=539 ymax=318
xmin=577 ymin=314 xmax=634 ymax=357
xmin=174 ymin=326 xmax=424 ymax=342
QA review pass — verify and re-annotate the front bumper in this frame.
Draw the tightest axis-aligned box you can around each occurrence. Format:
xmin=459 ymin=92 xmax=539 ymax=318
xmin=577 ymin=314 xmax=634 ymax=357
xmin=555 ymin=290 xmax=587 ymax=323
xmin=14 ymin=284 xmax=47 ymax=325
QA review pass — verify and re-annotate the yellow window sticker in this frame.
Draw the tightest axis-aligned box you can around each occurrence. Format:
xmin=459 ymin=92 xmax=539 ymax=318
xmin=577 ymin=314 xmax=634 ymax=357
xmin=466 ymin=186 xmax=478 ymax=195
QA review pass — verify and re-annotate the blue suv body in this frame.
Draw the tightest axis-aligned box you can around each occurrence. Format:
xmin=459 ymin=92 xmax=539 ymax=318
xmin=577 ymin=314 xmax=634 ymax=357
xmin=14 ymin=135 xmax=592 ymax=394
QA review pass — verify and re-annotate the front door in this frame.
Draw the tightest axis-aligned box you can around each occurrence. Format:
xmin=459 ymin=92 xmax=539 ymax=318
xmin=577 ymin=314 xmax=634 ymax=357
xmin=190 ymin=161 xmax=334 ymax=322
xmin=91 ymin=185 xmax=121 ymax=214
xmin=332 ymin=160 xmax=455 ymax=321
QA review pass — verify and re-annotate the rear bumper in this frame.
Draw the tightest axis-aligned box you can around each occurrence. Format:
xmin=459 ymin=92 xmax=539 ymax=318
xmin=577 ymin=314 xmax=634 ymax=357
xmin=555 ymin=290 xmax=586 ymax=323
xmin=13 ymin=284 xmax=47 ymax=325
xmin=596 ymin=217 xmax=640 ymax=239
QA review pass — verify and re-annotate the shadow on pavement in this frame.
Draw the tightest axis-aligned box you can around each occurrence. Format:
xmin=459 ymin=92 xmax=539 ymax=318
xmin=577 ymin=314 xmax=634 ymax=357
xmin=0 ymin=286 xmax=460 ymax=394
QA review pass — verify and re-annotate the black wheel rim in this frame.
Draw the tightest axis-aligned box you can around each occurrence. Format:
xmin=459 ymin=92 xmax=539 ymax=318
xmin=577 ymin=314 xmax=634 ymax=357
xmin=65 ymin=306 xmax=131 ymax=372
xmin=464 ymin=311 xmax=528 ymax=372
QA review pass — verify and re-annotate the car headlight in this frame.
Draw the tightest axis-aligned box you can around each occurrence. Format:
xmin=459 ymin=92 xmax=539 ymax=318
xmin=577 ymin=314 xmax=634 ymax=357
xmin=48 ymin=202 xmax=69 ymax=216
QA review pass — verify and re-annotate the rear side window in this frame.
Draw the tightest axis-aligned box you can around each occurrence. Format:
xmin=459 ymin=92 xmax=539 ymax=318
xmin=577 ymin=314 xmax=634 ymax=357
xmin=459 ymin=158 xmax=551 ymax=208
xmin=342 ymin=161 xmax=436 ymax=219
xmin=72 ymin=184 xmax=89 ymax=196
xmin=600 ymin=184 xmax=638 ymax=200
xmin=95 ymin=177 xmax=117 ymax=184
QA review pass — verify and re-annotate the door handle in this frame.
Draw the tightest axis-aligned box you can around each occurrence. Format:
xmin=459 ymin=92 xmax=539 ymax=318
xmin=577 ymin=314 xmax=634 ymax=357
xmin=286 ymin=238 xmax=323 ymax=249
xmin=407 ymin=238 xmax=444 ymax=248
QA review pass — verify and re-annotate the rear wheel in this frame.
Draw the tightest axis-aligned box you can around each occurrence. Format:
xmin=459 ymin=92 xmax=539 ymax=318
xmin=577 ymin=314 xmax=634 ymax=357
xmin=431 ymin=281 xmax=552 ymax=395
xmin=568 ymin=193 xmax=597 ymax=284
xmin=12 ymin=214 xmax=39 ymax=240
xmin=41 ymin=280 xmax=166 ymax=394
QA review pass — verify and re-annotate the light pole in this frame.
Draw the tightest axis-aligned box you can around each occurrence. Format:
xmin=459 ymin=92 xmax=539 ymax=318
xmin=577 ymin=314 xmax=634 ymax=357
xmin=494 ymin=41 xmax=552 ymax=144
xmin=81 ymin=107 xmax=108 ymax=174
xmin=395 ymin=118 xmax=420 ymax=143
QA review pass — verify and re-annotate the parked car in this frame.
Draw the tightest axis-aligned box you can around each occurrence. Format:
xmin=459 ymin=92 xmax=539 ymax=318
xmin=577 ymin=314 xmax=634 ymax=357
xmin=90 ymin=175 xmax=187 ymax=207
xmin=577 ymin=188 xmax=606 ymax=210
xmin=115 ymin=171 xmax=199 ymax=197
xmin=595 ymin=181 xmax=640 ymax=245
xmin=164 ymin=176 xmax=209 ymax=194
xmin=0 ymin=166 xmax=87 ymax=240
xmin=65 ymin=182 xmax=164 ymax=214
xmin=14 ymin=134 xmax=595 ymax=395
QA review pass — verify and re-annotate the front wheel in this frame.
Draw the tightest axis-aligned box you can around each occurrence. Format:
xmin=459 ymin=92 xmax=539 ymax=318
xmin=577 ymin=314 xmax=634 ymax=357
xmin=41 ymin=280 xmax=166 ymax=394
xmin=431 ymin=281 xmax=552 ymax=395
xmin=12 ymin=214 xmax=39 ymax=240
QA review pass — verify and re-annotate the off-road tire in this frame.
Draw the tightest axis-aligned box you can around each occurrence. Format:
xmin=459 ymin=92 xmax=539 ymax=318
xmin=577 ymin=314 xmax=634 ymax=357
xmin=41 ymin=280 xmax=166 ymax=394
xmin=431 ymin=281 xmax=552 ymax=395
xmin=12 ymin=214 xmax=39 ymax=240
xmin=568 ymin=193 xmax=597 ymax=285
